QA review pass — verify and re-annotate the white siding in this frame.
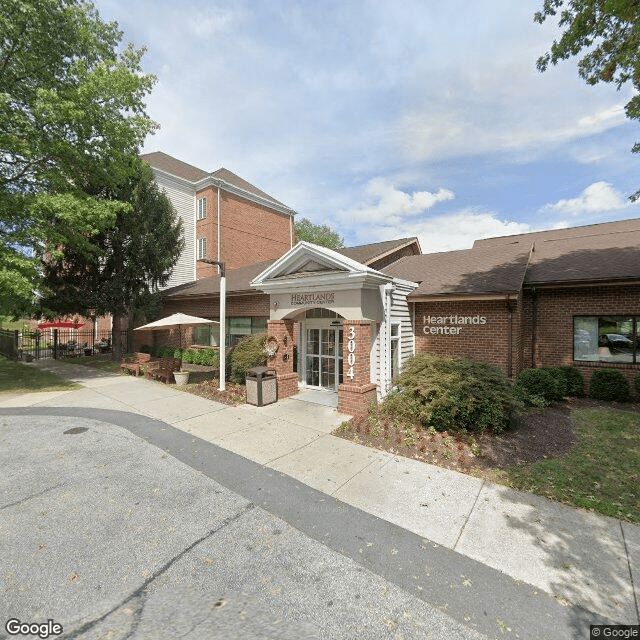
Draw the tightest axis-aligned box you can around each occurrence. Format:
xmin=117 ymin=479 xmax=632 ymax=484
xmin=153 ymin=171 xmax=196 ymax=288
xmin=390 ymin=286 xmax=414 ymax=368
xmin=375 ymin=281 xmax=415 ymax=400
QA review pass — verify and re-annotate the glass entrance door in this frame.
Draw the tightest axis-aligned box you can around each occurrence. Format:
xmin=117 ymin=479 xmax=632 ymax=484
xmin=305 ymin=327 xmax=343 ymax=390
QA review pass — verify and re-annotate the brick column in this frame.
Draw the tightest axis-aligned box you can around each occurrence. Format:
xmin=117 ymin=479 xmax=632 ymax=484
xmin=338 ymin=320 xmax=377 ymax=415
xmin=266 ymin=319 xmax=298 ymax=399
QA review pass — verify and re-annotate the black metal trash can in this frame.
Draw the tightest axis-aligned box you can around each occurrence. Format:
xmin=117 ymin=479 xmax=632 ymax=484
xmin=245 ymin=366 xmax=277 ymax=407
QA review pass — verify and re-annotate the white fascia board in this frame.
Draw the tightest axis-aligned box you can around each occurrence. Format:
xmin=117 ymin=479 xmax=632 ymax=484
xmin=252 ymin=241 xmax=386 ymax=286
xmin=252 ymin=270 xmax=391 ymax=294
xmin=148 ymin=166 xmax=297 ymax=218
xmin=194 ymin=175 xmax=297 ymax=217
xmin=392 ymin=277 xmax=419 ymax=291
xmin=148 ymin=166 xmax=196 ymax=194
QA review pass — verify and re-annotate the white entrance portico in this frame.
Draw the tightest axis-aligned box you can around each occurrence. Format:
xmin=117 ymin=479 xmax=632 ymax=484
xmin=251 ymin=242 xmax=417 ymax=414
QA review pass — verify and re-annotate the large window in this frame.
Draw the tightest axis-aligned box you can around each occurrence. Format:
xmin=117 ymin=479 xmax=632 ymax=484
xmin=197 ymin=197 xmax=207 ymax=220
xmin=574 ymin=316 xmax=640 ymax=363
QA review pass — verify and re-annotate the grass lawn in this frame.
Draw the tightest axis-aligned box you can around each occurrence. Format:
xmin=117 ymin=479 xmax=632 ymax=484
xmin=507 ymin=408 xmax=640 ymax=523
xmin=0 ymin=357 xmax=81 ymax=394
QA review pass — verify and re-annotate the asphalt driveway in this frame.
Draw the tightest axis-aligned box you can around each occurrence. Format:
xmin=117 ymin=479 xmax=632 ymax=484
xmin=0 ymin=406 xmax=613 ymax=639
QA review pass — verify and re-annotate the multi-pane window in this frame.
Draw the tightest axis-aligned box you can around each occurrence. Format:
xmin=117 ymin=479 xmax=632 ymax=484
xmin=197 ymin=237 xmax=207 ymax=260
xmin=574 ymin=316 xmax=640 ymax=363
xmin=197 ymin=197 xmax=207 ymax=220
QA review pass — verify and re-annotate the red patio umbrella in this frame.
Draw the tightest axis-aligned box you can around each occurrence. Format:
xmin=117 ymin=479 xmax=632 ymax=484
xmin=37 ymin=321 xmax=85 ymax=329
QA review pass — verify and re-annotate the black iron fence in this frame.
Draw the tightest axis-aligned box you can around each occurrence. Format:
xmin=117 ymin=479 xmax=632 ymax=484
xmin=0 ymin=328 xmax=128 ymax=361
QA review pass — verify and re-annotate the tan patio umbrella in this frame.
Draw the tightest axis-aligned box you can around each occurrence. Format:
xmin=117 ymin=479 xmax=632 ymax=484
xmin=134 ymin=313 xmax=219 ymax=349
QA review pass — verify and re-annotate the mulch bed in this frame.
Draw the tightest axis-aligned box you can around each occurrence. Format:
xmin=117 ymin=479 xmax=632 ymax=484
xmin=177 ymin=377 xmax=246 ymax=406
xmin=334 ymin=396 xmax=640 ymax=482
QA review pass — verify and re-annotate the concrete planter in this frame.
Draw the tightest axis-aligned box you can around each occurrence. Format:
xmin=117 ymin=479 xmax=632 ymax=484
xmin=173 ymin=370 xmax=190 ymax=386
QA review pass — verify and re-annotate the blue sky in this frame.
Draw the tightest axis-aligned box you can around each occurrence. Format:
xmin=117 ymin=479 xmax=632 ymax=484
xmin=96 ymin=0 xmax=640 ymax=252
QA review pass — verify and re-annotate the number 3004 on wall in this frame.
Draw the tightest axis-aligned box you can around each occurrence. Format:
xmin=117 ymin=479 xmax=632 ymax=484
xmin=347 ymin=326 xmax=356 ymax=380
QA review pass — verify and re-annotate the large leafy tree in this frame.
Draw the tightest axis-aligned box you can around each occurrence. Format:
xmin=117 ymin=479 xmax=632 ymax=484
xmin=39 ymin=160 xmax=184 ymax=357
xmin=0 ymin=0 xmax=157 ymax=314
xmin=295 ymin=217 xmax=344 ymax=249
xmin=535 ymin=0 xmax=640 ymax=198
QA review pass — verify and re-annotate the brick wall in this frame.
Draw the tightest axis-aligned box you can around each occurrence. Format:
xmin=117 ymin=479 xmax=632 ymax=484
xmin=267 ymin=319 xmax=298 ymax=399
xmin=132 ymin=293 xmax=270 ymax=351
xmin=522 ymin=284 xmax=640 ymax=394
xmin=162 ymin=293 xmax=269 ymax=319
xmin=196 ymin=188 xmax=292 ymax=278
xmin=414 ymin=300 xmax=519 ymax=377
xmin=338 ymin=320 xmax=377 ymax=415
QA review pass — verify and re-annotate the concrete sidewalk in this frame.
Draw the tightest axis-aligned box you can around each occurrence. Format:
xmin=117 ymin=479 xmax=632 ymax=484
xmin=2 ymin=359 xmax=639 ymax=625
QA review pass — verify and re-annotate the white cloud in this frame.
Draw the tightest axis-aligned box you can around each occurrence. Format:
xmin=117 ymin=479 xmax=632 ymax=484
xmin=542 ymin=181 xmax=630 ymax=216
xmin=345 ymin=178 xmax=454 ymax=224
xmin=354 ymin=208 xmax=534 ymax=254
xmin=188 ymin=8 xmax=244 ymax=39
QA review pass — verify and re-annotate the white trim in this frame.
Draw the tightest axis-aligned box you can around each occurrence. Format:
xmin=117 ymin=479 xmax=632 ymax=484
xmin=148 ymin=165 xmax=298 ymax=217
xmin=251 ymin=241 xmax=395 ymax=292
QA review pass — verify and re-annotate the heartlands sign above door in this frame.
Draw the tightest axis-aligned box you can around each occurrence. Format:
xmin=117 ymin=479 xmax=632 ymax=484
xmin=290 ymin=292 xmax=335 ymax=306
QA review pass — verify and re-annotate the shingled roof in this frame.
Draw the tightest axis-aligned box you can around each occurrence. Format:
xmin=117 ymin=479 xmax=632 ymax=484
xmin=162 ymin=239 xmax=421 ymax=299
xmin=140 ymin=151 xmax=288 ymax=209
xmin=382 ymin=243 xmax=531 ymax=297
xmin=163 ymin=260 xmax=275 ymax=298
xmin=140 ymin=151 xmax=208 ymax=182
xmin=525 ymin=224 xmax=640 ymax=285
xmin=336 ymin=237 xmax=420 ymax=267
xmin=383 ymin=217 xmax=640 ymax=297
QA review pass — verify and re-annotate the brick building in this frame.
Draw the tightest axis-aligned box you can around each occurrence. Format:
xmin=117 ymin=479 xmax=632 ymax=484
xmin=384 ymin=218 xmax=640 ymax=396
xmin=142 ymin=217 xmax=640 ymax=412
xmin=140 ymin=152 xmax=298 ymax=283
xmin=125 ymin=156 xmax=639 ymax=412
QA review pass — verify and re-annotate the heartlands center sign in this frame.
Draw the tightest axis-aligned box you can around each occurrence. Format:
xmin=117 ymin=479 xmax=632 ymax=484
xmin=422 ymin=314 xmax=487 ymax=335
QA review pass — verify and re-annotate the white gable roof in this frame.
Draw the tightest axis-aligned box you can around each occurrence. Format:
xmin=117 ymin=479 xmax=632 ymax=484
xmin=251 ymin=241 xmax=392 ymax=292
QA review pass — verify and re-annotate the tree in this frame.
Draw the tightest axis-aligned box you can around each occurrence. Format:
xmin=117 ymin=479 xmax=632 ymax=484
xmin=295 ymin=218 xmax=344 ymax=249
xmin=0 ymin=0 xmax=157 ymax=314
xmin=39 ymin=160 xmax=184 ymax=358
xmin=535 ymin=0 xmax=640 ymax=198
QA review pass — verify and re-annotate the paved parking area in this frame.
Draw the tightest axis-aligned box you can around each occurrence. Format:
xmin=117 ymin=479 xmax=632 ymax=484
xmin=1 ymin=360 xmax=638 ymax=634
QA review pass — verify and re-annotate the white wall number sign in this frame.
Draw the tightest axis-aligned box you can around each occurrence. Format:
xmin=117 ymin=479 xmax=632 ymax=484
xmin=347 ymin=326 xmax=356 ymax=380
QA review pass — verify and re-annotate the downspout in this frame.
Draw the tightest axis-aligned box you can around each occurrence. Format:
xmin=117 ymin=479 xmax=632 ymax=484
xmin=217 ymin=187 xmax=221 ymax=270
xmin=290 ymin=214 xmax=294 ymax=248
xmin=506 ymin=295 xmax=513 ymax=379
xmin=383 ymin=282 xmax=393 ymax=397
xmin=531 ymin=287 xmax=538 ymax=368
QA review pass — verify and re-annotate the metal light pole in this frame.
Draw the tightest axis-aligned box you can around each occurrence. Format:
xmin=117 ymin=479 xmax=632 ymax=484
xmin=197 ymin=259 xmax=226 ymax=391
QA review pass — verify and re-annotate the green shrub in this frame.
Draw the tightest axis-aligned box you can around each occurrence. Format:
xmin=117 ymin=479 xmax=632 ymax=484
xmin=589 ymin=369 xmax=630 ymax=401
xmin=635 ymin=371 xmax=640 ymax=394
xmin=513 ymin=368 xmax=563 ymax=406
xmin=229 ymin=333 xmax=267 ymax=384
xmin=203 ymin=349 xmax=219 ymax=366
xmin=379 ymin=354 xmax=521 ymax=435
xmin=547 ymin=367 xmax=568 ymax=398
xmin=559 ymin=365 xmax=585 ymax=397
xmin=182 ymin=349 xmax=194 ymax=364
